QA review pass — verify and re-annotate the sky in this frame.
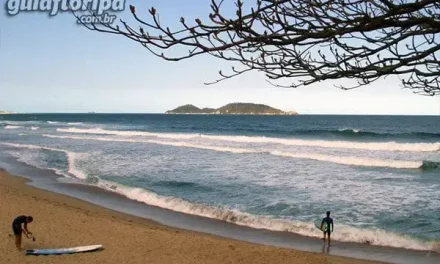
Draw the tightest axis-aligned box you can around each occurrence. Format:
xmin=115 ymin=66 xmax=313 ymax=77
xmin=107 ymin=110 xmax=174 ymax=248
xmin=1 ymin=0 xmax=439 ymax=115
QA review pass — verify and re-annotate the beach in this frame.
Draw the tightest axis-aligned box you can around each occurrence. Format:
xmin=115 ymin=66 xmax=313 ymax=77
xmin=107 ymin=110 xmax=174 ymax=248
xmin=0 ymin=169 xmax=384 ymax=264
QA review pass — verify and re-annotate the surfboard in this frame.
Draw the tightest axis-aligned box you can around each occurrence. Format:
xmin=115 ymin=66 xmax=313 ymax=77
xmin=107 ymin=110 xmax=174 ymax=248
xmin=314 ymin=218 xmax=328 ymax=232
xmin=25 ymin=245 xmax=102 ymax=256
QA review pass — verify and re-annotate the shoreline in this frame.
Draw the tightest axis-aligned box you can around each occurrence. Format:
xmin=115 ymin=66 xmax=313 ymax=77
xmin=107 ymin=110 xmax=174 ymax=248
xmin=2 ymin=154 xmax=440 ymax=264
xmin=1 ymin=153 xmax=440 ymax=264
xmin=0 ymin=168 xmax=386 ymax=264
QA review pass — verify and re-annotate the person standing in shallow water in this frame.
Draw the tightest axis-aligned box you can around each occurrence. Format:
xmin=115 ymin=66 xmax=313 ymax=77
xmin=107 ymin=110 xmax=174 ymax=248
xmin=321 ymin=211 xmax=334 ymax=245
xmin=12 ymin=215 xmax=33 ymax=251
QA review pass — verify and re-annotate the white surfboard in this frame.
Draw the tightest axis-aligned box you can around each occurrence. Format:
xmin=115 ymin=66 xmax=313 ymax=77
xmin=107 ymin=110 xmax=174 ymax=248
xmin=25 ymin=245 xmax=102 ymax=255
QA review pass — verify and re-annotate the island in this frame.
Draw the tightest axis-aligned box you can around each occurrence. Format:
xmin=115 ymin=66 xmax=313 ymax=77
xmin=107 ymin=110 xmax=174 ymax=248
xmin=165 ymin=103 xmax=297 ymax=115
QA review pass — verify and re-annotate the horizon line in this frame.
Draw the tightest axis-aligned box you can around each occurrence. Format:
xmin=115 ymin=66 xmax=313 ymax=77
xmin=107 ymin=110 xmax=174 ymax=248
xmin=1 ymin=112 xmax=439 ymax=116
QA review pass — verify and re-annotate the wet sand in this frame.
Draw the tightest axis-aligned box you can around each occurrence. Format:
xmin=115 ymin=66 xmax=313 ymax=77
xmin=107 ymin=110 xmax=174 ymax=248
xmin=0 ymin=169 xmax=386 ymax=264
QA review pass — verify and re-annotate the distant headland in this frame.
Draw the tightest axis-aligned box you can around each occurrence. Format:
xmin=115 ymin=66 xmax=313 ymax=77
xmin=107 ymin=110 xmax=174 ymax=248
xmin=165 ymin=103 xmax=297 ymax=115
xmin=0 ymin=110 xmax=16 ymax=114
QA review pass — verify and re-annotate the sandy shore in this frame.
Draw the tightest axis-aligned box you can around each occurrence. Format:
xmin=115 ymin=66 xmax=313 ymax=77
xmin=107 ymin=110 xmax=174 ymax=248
xmin=0 ymin=169 xmax=386 ymax=264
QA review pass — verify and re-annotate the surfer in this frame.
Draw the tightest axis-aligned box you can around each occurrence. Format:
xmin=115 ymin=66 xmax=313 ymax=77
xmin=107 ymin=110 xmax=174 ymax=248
xmin=321 ymin=211 xmax=334 ymax=245
xmin=12 ymin=215 xmax=33 ymax=251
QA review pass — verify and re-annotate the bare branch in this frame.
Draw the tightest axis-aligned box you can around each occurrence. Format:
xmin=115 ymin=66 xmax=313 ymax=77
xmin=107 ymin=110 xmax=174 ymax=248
xmin=79 ymin=0 xmax=440 ymax=96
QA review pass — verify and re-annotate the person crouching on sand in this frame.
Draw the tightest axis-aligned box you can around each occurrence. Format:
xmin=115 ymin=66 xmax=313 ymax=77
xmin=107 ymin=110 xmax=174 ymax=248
xmin=12 ymin=215 xmax=33 ymax=251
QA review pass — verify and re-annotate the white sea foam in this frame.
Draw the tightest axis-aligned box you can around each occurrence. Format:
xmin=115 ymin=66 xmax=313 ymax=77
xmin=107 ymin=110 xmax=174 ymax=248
xmin=4 ymin=125 xmax=22 ymax=129
xmin=43 ymin=134 xmax=257 ymax=154
xmin=4 ymin=146 xmax=70 ymax=179
xmin=58 ymin=127 xmax=159 ymax=137
xmin=0 ymin=142 xmax=82 ymax=179
xmin=1 ymin=121 xmax=19 ymax=125
xmin=42 ymin=134 xmax=424 ymax=169
xmin=67 ymin=122 xmax=83 ymax=125
xmin=0 ymin=141 xmax=437 ymax=251
xmin=339 ymin=128 xmax=361 ymax=133
xmin=94 ymin=179 xmax=437 ymax=251
xmin=66 ymin=152 xmax=87 ymax=180
xmin=147 ymin=139 xmax=263 ymax=154
xmin=0 ymin=142 xmax=61 ymax=152
xmin=31 ymin=126 xmax=39 ymax=130
xmin=8 ymin=151 xmax=68 ymax=179
xmin=2 ymin=121 xmax=44 ymax=126
xmin=57 ymin=127 xmax=440 ymax=152
xmin=271 ymin=151 xmax=422 ymax=169
xmin=39 ymin=147 xmax=436 ymax=250
xmin=47 ymin=121 xmax=58 ymax=124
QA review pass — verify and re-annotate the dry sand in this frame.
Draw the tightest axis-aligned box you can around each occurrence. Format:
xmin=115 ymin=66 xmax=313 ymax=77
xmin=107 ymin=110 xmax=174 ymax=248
xmin=0 ymin=169 xmax=386 ymax=264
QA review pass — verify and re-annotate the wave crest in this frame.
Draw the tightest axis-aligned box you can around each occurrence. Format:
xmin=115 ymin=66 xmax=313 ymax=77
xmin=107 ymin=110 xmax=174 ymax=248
xmin=56 ymin=127 xmax=440 ymax=152
xmin=4 ymin=125 xmax=22 ymax=129
xmin=42 ymin=134 xmax=426 ymax=169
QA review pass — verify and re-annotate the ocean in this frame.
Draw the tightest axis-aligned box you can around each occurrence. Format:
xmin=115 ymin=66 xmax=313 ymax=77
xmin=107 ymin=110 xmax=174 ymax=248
xmin=0 ymin=114 xmax=439 ymax=252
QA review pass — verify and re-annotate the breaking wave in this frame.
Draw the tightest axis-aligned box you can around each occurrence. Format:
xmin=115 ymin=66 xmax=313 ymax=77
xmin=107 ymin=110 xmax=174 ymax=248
xmin=321 ymin=128 xmax=440 ymax=140
xmin=42 ymin=134 xmax=429 ymax=169
xmin=4 ymin=125 xmax=22 ymax=129
xmin=98 ymin=181 xmax=438 ymax=251
xmin=56 ymin=127 xmax=440 ymax=152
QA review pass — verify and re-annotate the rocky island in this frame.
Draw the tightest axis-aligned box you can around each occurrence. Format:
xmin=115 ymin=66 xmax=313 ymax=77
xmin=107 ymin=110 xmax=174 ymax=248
xmin=165 ymin=103 xmax=297 ymax=115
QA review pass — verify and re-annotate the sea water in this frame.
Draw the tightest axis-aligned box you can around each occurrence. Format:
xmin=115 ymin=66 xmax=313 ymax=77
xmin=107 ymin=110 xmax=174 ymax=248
xmin=0 ymin=114 xmax=439 ymax=251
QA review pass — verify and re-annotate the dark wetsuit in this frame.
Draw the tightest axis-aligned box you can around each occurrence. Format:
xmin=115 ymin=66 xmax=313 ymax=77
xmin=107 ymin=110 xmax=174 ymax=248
xmin=322 ymin=216 xmax=333 ymax=235
xmin=12 ymin=215 xmax=28 ymax=235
